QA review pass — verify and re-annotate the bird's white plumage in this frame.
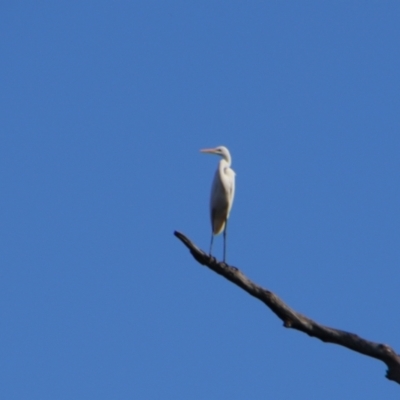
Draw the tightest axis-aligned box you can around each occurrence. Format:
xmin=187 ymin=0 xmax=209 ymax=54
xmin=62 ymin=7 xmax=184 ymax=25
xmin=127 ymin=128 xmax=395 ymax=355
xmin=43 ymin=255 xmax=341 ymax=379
xmin=200 ymin=145 xmax=235 ymax=261
xmin=209 ymin=156 xmax=235 ymax=234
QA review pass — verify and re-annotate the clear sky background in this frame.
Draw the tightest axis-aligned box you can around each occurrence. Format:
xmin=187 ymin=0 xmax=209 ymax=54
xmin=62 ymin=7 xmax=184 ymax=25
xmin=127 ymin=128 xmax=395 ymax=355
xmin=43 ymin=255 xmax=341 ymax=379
xmin=1 ymin=1 xmax=399 ymax=399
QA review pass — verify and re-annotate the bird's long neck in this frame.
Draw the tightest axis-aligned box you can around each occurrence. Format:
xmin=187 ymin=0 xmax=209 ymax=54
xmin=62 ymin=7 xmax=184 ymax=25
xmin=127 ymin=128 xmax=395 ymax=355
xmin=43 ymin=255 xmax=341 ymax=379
xmin=218 ymin=158 xmax=231 ymax=178
xmin=222 ymin=153 xmax=231 ymax=167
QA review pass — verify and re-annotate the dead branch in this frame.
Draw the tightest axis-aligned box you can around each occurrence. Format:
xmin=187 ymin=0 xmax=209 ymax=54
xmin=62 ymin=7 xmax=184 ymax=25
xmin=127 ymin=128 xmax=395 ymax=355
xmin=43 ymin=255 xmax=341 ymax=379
xmin=174 ymin=230 xmax=400 ymax=385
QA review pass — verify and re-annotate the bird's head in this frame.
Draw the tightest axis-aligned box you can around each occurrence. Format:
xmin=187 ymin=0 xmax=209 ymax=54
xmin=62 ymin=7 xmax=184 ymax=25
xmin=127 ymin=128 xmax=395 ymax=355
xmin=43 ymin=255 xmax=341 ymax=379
xmin=200 ymin=146 xmax=231 ymax=163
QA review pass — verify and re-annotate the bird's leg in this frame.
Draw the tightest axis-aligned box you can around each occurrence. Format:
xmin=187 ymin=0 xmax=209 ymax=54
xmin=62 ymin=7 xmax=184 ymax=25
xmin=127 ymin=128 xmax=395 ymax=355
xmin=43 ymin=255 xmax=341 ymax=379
xmin=209 ymin=233 xmax=214 ymax=257
xmin=223 ymin=220 xmax=228 ymax=262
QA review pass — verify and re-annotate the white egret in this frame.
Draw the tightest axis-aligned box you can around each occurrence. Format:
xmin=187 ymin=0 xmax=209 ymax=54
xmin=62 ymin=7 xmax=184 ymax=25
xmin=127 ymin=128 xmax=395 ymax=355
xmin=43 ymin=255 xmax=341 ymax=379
xmin=200 ymin=146 xmax=235 ymax=262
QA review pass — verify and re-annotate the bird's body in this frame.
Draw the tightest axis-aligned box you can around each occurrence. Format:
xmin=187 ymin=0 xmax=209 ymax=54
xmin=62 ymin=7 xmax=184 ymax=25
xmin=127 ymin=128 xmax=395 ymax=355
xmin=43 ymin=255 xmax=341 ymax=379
xmin=209 ymin=157 xmax=235 ymax=234
xmin=200 ymin=146 xmax=235 ymax=262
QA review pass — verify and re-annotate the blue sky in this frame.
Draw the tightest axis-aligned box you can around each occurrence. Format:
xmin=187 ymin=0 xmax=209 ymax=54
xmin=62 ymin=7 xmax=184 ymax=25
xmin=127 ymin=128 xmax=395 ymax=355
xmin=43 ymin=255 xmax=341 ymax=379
xmin=1 ymin=1 xmax=400 ymax=398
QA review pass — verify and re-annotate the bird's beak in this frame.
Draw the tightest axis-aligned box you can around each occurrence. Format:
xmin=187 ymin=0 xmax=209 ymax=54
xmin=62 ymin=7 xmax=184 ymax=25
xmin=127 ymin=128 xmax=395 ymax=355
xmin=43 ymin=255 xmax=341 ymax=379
xmin=200 ymin=148 xmax=217 ymax=154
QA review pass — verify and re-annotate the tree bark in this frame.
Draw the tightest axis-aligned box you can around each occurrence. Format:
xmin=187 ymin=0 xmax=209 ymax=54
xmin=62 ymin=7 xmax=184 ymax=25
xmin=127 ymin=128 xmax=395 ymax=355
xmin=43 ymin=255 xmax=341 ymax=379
xmin=174 ymin=230 xmax=400 ymax=385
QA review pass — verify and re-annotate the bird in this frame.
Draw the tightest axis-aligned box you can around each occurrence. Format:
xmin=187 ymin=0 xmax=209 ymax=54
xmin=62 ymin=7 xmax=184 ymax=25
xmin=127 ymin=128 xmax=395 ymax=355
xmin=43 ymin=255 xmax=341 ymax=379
xmin=200 ymin=146 xmax=235 ymax=262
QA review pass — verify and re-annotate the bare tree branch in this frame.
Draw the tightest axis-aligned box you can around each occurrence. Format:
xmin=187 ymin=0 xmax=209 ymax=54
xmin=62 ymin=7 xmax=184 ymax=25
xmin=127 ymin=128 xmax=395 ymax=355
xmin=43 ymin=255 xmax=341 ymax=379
xmin=174 ymin=230 xmax=400 ymax=385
